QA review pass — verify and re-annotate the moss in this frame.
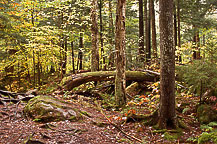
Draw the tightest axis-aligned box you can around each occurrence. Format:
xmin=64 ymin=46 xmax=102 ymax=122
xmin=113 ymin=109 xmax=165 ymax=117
xmin=163 ymin=132 xmax=177 ymax=141
xmin=80 ymin=111 xmax=91 ymax=117
xmin=24 ymin=95 xmax=82 ymax=122
xmin=197 ymin=104 xmax=217 ymax=124
xmin=69 ymin=116 xmax=76 ymax=121
xmin=163 ymin=131 xmax=183 ymax=141
xmin=152 ymin=129 xmax=167 ymax=133
xmin=198 ymin=132 xmax=217 ymax=144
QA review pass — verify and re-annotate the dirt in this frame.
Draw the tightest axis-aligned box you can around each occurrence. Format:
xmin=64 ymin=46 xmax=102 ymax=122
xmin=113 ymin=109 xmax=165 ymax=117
xmin=0 ymin=93 xmax=207 ymax=144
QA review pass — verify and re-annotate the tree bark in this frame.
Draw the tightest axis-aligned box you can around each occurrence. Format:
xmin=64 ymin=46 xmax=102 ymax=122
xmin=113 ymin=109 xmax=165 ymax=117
xmin=108 ymin=0 xmax=115 ymax=69
xmin=99 ymin=0 xmax=105 ymax=70
xmin=177 ymin=0 xmax=181 ymax=62
xmin=138 ymin=0 xmax=145 ymax=65
xmin=62 ymin=71 xmax=156 ymax=91
xmin=78 ymin=32 xmax=83 ymax=70
xmin=71 ymin=41 xmax=75 ymax=74
xmin=150 ymin=0 xmax=157 ymax=60
xmin=91 ymin=0 xmax=99 ymax=72
xmin=115 ymin=0 xmax=126 ymax=107
xmin=145 ymin=0 xmax=151 ymax=62
xmin=159 ymin=0 xmax=177 ymax=129
xmin=62 ymin=37 xmax=67 ymax=74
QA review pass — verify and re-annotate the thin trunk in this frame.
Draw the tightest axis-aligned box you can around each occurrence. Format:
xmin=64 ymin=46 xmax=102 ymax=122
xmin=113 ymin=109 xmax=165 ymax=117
xmin=108 ymin=0 xmax=115 ymax=68
xmin=91 ymin=0 xmax=99 ymax=72
xmin=150 ymin=0 xmax=157 ymax=60
xmin=174 ymin=2 xmax=178 ymax=61
xmin=99 ymin=0 xmax=105 ymax=70
xmin=37 ymin=52 xmax=40 ymax=86
xmin=138 ymin=0 xmax=145 ymax=65
xmin=79 ymin=32 xmax=83 ymax=70
xmin=71 ymin=41 xmax=75 ymax=74
xmin=174 ymin=3 xmax=177 ymax=47
xmin=62 ymin=37 xmax=67 ymax=74
xmin=115 ymin=0 xmax=126 ymax=107
xmin=158 ymin=0 xmax=177 ymax=129
xmin=33 ymin=50 xmax=36 ymax=88
xmin=32 ymin=2 xmax=36 ymax=88
xmin=177 ymin=0 xmax=181 ymax=62
xmin=145 ymin=0 xmax=151 ymax=62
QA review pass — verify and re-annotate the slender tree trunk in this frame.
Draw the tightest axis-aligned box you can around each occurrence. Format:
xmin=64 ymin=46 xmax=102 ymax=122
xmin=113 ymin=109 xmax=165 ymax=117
xmin=91 ymin=0 xmax=99 ymax=72
xmin=174 ymin=3 xmax=177 ymax=47
xmin=108 ymin=0 xmax=115 ymax=68
xmin=99 ymin=0 xmax=105 ymax=70
xmin=32 ymin=2 xmax=36 ymax=88
xmin=174 ymin=2 xmax=178 ymax=61
xmin=78 ymin=32 xmax=83 ymax=70
xmin=177 ymin=0 xmax=181 ymax=62
xmin=138 ymin=0 xmax=145 ymax=65
xmin=62 ymin=37 xmax=67 ymax=74
xmin=158 ymin=0 xmax=177 ymax=129
xmin=33 ymin=50 xmax=36 ymax=88
xmin=115 ymin=0 xmax=126 ymax=107
xmin=37 ymin=52 xmax=41 ymax=86
xmin=150 ymin=0 xmax=157 ymax=60
xmin=71 ymin=41 xmax=75 ymax=74
xmin=145 ymin=0 xmax=151 ymax=62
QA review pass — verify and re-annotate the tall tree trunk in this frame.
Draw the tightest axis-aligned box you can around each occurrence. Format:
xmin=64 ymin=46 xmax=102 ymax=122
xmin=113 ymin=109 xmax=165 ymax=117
xmin=99 ymin=0 xmax=105 ymax=70
xmin=71 ymin=41 xmax=75 ymax=74
xmin=174 ymin=3 xmax=177 ymax=47
xmin=37 ymin=52 xmax=41 ymax=86
xmin=138 ymin=0 xmax=145 ymax=65
xmin=158 ymin=0 xmax=177 ymax=129
xmin=145 ymin=0 xmax=151 ymax=62
xmin=150 ymin=0 xmax=157 ymax=60
xmin=177 ymin=0 xmax=181 ymax=62
xmin=78 ymin=32 xmax=83 ymax=70
xmin=192 ymin=26 xmax=200 ymax=60
xmin=91 ymin=0 xmax=99 ymax=72
xmin=174 ymin=2 xmax=178 ymax=61
xmin=62 ymin=37 xmax=67 ymax=74
xmin=115 ymin=0 xmax=126 ymax=107
xmin=32 ymin=2 xmax=36 ymax=88
xmin=108 ymin=0 xmax=115 ymax=68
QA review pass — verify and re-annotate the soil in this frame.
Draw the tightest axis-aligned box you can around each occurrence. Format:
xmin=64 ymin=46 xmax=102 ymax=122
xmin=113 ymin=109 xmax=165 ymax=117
xmin=0 ymin=92 xmax=207 ymax=144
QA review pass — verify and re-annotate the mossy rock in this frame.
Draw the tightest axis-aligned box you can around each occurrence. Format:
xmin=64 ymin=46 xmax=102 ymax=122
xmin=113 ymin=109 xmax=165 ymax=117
xmin=197 ymin=104 xmax=217 ymax=124
xmin=24 ymin=95 xmax=86 ymax=122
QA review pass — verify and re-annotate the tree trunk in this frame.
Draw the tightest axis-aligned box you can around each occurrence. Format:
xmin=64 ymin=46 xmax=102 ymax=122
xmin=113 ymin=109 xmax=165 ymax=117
xmin=91 ymin=0 xmax=99 ymax=72
xmin=99 ymin=0 xmax=105 ymax=70
xmin=62 ymin=37 xmax=67 ymax=74
xmin=177 ymin=0 xmax=181 ymax=63
xmin=108 ymin=0 xmax=115 ymax=69
xmin=62 ymin=71 xmax=157 ymax=91
xmin=138 ymin=0 xmax=145 ymax=65
xmin=115 ymin=0 xmax=126 ymax=107
xmin=150 ymin=0 xmax=157 ymax=60
xmin=145 ymin=0 xmax=151 ymax=62
xmin=158 ymin=0 xmax=177 ymax=129
xmin=71 ymin=41 xmax=75 ymax=74
xmin=78 ymin=32 xmax=83 ymax=70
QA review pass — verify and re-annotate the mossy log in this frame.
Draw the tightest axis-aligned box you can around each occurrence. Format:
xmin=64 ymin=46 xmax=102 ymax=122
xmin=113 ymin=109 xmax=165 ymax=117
xmin=24 ymin=95 xmax=89 ymax=122
xmin=61 ymin=71 xmax=157 ymax=91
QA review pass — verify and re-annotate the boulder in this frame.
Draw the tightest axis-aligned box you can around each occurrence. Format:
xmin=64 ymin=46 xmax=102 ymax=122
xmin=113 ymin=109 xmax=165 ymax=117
xmin=24 ymin=95 xmax=86 ymax=122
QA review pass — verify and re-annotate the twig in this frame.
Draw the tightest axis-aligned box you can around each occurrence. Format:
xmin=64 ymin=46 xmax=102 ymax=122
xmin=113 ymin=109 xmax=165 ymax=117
xmin=95 ymin=101 xmax=143 ymax=143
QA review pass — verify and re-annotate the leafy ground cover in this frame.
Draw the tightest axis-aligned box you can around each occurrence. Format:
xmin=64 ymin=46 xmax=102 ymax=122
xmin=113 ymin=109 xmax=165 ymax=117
xmin=1 ymin=79 xmax=216 ymax=144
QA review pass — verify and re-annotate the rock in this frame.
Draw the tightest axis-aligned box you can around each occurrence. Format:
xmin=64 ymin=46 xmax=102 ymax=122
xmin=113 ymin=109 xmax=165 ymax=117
xmin=197 ymin=104 xmax=217 ymax=124
xmin=24 ymin=95 xmax=85 ymax=122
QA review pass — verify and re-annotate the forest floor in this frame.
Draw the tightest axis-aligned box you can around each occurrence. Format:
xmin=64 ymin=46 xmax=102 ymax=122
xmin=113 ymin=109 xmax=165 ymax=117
xmin=0 ymin=82 xmax=213 ymax=144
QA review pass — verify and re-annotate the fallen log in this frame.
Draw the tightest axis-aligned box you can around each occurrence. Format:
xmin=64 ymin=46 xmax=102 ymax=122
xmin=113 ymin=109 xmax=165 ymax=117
xmin=61 ymin=71 xmax=157 ymax=91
